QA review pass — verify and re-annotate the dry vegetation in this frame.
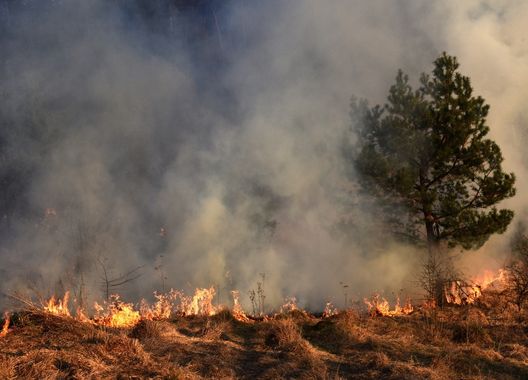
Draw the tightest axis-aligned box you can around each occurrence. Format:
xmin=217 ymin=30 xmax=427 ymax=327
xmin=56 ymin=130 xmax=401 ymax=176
xmin=1 ymin=290 xmax=528 ymax=379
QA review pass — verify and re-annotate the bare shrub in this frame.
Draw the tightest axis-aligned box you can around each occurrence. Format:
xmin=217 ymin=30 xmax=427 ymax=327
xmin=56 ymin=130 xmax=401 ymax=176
xmin=249 ymin=273 xmax=267 ymax=316
xmin=419 ymin=248 xmax=457 ymax=306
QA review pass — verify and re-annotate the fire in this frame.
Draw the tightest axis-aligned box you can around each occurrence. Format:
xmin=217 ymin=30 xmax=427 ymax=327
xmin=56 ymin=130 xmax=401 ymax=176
xmin=37 ymin=287 xmax=364 ymax=327
xmin=140 ymin=291 xmax=175 ymax=320
xmin=322 ymin=302 xmax=338 ymax=318
xmin=179 ymin=287 xmax=217 ymax=316
xmin=43 ymin=291 xmax=71 ymax=317
xmin=94 ymin=295 xmax=141 ymax=328
xmin=75 ymin=307 xmax=92 ymax=324
xmin=231 ymin=290 xmax=249 ymax=321
xmin=445 ymin=268 xmax=508 ymax=305
xmin=0 ymin=313 xmax=9 ymax=338
xmin=280 ymin=297 xmax=298 ymax=313
xmin=472 ymin=269 xmax=507 ymax=290
xmin=41 ymin=292 xmax=93 ymax=323
xmin=444 ymin=281 xmax=480 ymax=305
xmin=38 ymin=287 xmax=222 ymax=328
xmin=364 ymin=294 xmax=413 ymax=317
xmin=140 ymin=288 xmax=220 ymax=320
xmin=422 ymin=299 xmax=437 ymax=309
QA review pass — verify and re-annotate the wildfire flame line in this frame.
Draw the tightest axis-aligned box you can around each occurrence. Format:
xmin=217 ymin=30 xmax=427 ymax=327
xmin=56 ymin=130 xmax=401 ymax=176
xmin=35 ymin=269 xmax=507 ymax=326
xmin=39 ymin=287 xmax=225 ymax=328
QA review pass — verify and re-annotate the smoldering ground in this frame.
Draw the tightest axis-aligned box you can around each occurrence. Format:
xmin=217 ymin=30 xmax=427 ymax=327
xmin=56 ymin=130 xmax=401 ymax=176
xmin=0 ymin=0 xmax=526 ymax=311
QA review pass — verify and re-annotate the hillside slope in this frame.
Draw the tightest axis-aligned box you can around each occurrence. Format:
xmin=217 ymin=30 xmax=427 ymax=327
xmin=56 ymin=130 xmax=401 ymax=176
xmin=1 ymin=300 xmax=528 ymax=379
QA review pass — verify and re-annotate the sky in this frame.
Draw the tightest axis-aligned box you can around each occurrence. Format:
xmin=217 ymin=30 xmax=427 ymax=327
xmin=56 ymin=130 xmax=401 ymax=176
xmin=0 ymin=0 xmax=527 ymax=311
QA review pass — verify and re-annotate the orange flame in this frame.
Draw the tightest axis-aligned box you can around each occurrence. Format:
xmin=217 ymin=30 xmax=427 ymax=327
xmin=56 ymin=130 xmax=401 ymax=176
xmin=93 ymin=295 xmax=141 ymax=328
xmin=140 ymin=288 xmax=222 ymax=319
xmin=179 ymin=287 xmax=217 ymax=316
xmin=40 ymin=286 xmax=365 ymax=326
xmin=322 ymin=302 xmax=338 ymax=318
xmin=140 ymin=291 xmax=176 ymax=320
xmin=0 ymin=313 xmax=10 ymax=338
xmin=472 ymin=269 xmax=507 ymax=290
xmin=76 ymin=307 xmax=92 ymax=323
xmin=231 ymin=290 xmax=249 ymax=322
xmin=364 ymin=294 xmax=413 ymax=317
xmin=40 ymin=287 xmax=223 ymax=326
xmin=280 ymin=297 xmax=298 ymax=313
xmin=445 ymin=268 xmax=508 ymax=305
xmin=43 ymin=291 xmax=71 ymax=317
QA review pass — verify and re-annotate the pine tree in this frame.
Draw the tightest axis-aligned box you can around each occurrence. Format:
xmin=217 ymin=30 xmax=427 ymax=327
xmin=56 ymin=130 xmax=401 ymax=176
xmin=351 ymin=53 xmax=516 ymax=253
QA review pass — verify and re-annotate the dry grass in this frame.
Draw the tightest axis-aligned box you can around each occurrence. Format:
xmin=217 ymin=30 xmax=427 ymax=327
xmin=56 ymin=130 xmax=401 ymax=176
xmin=2 ymin=295 xmax=528 ymax=379
xmin=0 ymin=311 xmax=194 ymax=379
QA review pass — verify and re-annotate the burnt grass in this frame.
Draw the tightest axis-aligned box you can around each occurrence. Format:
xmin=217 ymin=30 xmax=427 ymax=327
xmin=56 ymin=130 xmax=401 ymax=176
xmin=1 ymin=293 xmax=528 ymax=379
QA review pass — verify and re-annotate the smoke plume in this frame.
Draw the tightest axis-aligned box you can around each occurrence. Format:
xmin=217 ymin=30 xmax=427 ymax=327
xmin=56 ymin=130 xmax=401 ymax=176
xmin=0 ymin=0 xmax=526 ymax=310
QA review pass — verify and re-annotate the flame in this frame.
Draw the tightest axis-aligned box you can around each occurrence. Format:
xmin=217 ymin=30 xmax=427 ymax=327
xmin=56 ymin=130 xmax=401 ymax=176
xmin=322 ymin=302 xmax=338 ymax=318
xmin=75 ymin=307 xmax=93 ymax=324
xmin=179 ymin=287 xmax=217 ymax=316
xmin=422 ymin=299 xmax=437 ymax=309
xmin=445 ymin=268 xmax=508 ymax=305
xmin=39 ymin=287 xmax=221 ymax=327
xmin=94 ymin=295 xmax=141 ymax=328
xmin=280 ymin=297 xmax=299 ymax=313
xmin=43 ymin=291 xmax=71 ymax=317
xmin=0 ymin=313 xmax=10 ymax=338
xmin=472 ymin=269 xmax=507 ymax=290
xmin=231 ymin=290 xmax=249 ymax=322
xmin=364 ymin=294 xmax=413 ymax=317
xmin=140 ymin=291 xmax=176 ymax=320
xmin=38 ymin=286 xmax=364 ymax=326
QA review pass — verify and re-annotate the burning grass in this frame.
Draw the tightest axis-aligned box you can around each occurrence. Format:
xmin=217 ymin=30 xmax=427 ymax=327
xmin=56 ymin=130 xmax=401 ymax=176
xmin=2 ymin=288 xmax=528 ymax=379
xmin=0 ymin=313 xmax=9 ymax=338
xmin=364 ymin=294 xmax=414 ymax=317
xmin=1 ymin=269 xmax=528 ymax=378
xmin=0 ymin=311 xmax=192 ymax=379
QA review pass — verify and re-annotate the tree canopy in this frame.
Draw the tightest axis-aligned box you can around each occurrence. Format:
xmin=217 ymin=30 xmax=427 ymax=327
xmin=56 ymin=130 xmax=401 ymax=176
xmin=351 ymin=53 xmax=516 ymax=252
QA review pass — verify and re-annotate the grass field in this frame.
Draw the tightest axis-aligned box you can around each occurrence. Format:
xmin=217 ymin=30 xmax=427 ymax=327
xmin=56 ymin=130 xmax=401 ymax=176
xmin=1 ymin=290 xmax=528 ymax=379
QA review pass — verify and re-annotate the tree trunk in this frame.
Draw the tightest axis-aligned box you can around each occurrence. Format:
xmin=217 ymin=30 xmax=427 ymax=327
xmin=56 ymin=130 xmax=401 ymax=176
xmin=419 ymin=166 xmax=446 ymax=306
xmin=425 ymin=218 xmax=437 ymax=254
xmin=424 ymin=219 xmax=447 ymax=307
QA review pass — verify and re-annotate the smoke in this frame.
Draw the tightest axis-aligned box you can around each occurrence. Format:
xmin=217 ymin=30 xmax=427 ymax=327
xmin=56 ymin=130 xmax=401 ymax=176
xmin=0 ymin=0 xmax=526 ymax=310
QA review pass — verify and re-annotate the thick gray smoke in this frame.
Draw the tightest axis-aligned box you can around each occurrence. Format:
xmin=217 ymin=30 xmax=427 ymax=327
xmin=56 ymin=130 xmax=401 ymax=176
xmin=0 ymin=0 xmax=526 ymax=311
